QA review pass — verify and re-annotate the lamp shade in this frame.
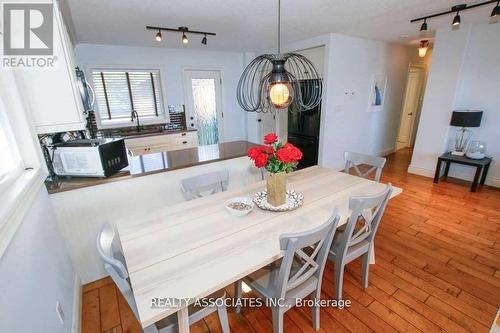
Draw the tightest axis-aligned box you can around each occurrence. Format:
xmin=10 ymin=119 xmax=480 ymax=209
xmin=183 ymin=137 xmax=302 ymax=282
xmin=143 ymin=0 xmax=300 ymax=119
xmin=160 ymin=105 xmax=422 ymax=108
xmin=450 ymin=111 xmax=483 ymax=127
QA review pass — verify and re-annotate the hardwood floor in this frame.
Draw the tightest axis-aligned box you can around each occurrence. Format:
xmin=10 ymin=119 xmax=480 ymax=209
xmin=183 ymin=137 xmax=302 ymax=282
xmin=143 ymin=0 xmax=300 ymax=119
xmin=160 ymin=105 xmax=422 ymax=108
xmin=81 ymin=148 xmax=500 ymax=333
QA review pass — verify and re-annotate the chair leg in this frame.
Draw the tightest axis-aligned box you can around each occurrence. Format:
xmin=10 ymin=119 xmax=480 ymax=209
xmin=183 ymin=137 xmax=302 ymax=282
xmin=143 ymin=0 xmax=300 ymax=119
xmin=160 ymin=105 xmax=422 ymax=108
xmin=217 ymin=302 xmax=231 ymax=333
xmin=361 ymin=251 xmax=370 ymax=289
xmin=234 ymin=281 xmax=242 ymax=314
xmin=334 ymin=260 xmax=345 ymax=301
xmin=311 ymin=294 xmax=320 ymax=330
xmin=271 ymin=307 xmax=284 ymax=333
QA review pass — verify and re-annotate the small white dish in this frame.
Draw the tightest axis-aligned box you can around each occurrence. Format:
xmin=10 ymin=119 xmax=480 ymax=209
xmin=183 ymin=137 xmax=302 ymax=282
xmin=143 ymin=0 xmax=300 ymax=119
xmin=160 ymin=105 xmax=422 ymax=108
xmin=225 ymin=197 xmax=254 ymax=217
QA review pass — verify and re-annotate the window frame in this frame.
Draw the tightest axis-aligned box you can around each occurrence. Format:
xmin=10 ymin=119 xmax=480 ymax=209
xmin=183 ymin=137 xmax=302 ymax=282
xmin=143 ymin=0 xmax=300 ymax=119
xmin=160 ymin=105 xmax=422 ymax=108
xmin=0 ymin=71 xmax=47 ymax=258
xmin=85 ymin=65 xmax=169 ymax=129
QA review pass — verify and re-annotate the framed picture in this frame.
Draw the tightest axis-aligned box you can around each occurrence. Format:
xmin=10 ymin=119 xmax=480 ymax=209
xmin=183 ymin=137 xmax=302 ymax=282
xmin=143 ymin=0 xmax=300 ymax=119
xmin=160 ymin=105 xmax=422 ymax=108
xmin=368 ymin=74 xmax=387 ymax=112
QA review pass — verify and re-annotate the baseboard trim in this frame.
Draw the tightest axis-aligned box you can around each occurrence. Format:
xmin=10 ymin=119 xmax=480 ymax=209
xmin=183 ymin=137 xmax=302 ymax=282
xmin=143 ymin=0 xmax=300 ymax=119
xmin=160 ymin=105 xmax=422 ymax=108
xmin=407 ymin=165 xmax=435 ymax=178
xmin=408 ymin=164 xmax=500 ymax=188
xmin=377 ymin=147 xmax=396 ymax=157
xmin=72 ymin=273 xmax=82 ymax=333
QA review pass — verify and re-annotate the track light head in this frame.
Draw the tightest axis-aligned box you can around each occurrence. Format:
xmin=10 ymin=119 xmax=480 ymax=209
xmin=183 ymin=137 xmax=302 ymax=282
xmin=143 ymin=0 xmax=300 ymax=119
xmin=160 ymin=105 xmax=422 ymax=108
xmin=182 ymin=33 xmax=189 ymax=44
xmin=418 ymin=40 xmax=429 ymax=58
xmin=452 ymin=12 xmax=461 ymax=26
xmin=420 ymin=19 xmax=428 ymax=31
xmin=491 ymin=1 xmax=500 ymax=17
xmin=155 ymin=30 xmax=162 ymax=42
xmin=202 ymin=34 xmax=207 ymax=45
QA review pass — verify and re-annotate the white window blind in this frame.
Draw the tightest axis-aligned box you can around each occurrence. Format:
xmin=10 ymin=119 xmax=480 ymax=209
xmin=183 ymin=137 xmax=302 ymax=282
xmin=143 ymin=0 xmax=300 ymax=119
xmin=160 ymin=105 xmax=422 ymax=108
xmin=92 ymin=69 xmax=164 ymax=123
xmin=0 ymin=108 xmax=22 ymax=188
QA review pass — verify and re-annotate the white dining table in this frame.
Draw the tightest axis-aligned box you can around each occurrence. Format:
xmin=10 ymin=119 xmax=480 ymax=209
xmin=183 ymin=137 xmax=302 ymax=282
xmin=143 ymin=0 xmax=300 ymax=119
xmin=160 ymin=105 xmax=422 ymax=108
xmin=116 ymin=166 xmax=402 ymax=331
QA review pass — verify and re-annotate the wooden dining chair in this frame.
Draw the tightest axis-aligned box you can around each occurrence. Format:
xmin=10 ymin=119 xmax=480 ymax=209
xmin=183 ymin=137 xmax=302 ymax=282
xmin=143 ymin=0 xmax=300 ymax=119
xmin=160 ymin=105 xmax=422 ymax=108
xmin=97 ymin=223 xmax=230 ymax=333
xmin=343 ymin=151 xmax=387 ymax=182
xmin=234 ymin=212 xmax=340 ymax=333
xmin=181 ymin=169 xmax=229 ymax=201
xmin=329 ymin=184 xmax=392 ymax=301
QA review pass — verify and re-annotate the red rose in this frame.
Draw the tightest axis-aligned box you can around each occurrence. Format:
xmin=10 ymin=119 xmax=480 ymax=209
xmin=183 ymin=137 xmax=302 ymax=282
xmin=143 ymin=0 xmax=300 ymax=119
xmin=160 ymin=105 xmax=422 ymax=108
xmin=262 ymin=145 xmax=275 ymax=155
xmin=276 ymin=143 xmax=303 ymax=163
xmin=254 ymin=153 xmax=269 ymax=168
xmin=264 ymin=133 xmax=278 ymax=145
xmin=247 ymin=147 xmax=262 ymax=160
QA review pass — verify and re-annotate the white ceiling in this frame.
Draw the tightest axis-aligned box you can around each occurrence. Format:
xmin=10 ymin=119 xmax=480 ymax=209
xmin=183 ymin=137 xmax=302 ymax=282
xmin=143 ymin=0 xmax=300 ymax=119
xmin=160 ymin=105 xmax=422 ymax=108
xmin=65 ymin=0 xmax=496 ymax=51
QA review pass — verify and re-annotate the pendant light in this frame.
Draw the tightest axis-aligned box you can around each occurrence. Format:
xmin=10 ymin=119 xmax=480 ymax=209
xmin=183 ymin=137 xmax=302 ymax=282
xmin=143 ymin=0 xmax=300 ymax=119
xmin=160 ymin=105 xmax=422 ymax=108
xmin=237 ymin=0 xmax=322 ymax=113
xmin=418 ymin=40 xmax=429 ymax=58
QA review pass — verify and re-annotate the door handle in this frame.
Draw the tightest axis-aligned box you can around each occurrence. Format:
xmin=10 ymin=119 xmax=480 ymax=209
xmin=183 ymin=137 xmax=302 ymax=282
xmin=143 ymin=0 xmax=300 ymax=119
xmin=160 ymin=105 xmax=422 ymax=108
xmin=408 ymin=112 xmax=413 ymax=116
xmin=182 ymin=141 xmax=187 ymax=144
xmin=257 ymin=119 xmax=262 ymax=122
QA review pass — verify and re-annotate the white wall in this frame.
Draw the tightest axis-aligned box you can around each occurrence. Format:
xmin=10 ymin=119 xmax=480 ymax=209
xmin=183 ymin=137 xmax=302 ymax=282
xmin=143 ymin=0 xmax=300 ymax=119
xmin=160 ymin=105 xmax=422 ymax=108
xmin=75 ymin=44 xmax=248 ymax=142
xmin=0 ymin=189 xmax=77 ymax=333
xmin=320 ymin=34 xmax=414 ymax=170
xmin=409 ymin=23 xmax=500 ymax=187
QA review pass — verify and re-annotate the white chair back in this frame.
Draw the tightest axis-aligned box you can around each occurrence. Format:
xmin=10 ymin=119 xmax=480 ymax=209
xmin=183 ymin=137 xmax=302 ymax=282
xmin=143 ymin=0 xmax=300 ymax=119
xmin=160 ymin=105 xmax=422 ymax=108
xmin=344 ymin=151 xmax=386 ymax=182
xmin=181 ymin=169 xmax=229 ymax=200
xmin=97 ymin=223 xmax=139 ymax=319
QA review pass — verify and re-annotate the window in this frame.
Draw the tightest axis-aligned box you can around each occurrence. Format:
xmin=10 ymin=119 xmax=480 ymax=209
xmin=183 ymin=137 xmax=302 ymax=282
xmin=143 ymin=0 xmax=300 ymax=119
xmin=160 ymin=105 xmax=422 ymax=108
xmin=0 ymin=107 xmax=22 ymax=190
xmin=92 ymin=69 xmax=165 ymax=126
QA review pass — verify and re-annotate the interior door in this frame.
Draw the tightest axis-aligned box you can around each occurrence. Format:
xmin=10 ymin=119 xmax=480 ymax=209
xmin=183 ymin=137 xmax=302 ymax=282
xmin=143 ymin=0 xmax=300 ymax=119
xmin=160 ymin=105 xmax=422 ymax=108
xmin=183 ymin=70 xmax=224 ymax=146
xmin=397 ymin=67 xmax=425 ymax=149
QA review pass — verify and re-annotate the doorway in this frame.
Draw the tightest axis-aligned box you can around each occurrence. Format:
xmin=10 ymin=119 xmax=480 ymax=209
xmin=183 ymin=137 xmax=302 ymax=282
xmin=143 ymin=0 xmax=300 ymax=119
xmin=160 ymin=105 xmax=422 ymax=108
xmin=396 ymin=65 xmax=426 ymax=150
xmin=183 ymin=70 xmax=224 ymax=146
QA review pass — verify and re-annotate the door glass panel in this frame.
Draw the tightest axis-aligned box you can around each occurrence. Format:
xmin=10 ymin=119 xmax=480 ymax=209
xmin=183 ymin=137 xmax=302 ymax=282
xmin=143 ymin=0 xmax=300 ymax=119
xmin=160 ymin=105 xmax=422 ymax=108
xmin=191 ymin=78 xmax=219 ymax=146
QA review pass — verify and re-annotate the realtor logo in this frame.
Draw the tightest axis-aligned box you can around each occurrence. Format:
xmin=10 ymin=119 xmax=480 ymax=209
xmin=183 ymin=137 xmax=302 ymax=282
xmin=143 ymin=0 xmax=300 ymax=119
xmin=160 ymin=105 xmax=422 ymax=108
xmin=3 ymin=3 xmax=53 ymax=55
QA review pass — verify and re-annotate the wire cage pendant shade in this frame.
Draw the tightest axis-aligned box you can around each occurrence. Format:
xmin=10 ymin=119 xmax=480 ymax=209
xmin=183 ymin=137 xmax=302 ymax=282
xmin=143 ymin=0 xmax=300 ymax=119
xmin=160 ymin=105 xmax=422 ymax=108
xmin=236 ymin=0 xmax=323 ymax=113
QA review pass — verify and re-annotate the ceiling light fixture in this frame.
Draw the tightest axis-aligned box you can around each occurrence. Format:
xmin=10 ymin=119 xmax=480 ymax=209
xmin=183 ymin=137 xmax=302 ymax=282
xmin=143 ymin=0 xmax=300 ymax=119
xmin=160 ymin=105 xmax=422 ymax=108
xmin=146 ymin=25 xmax=215 ymax=45
xmin=155 ymin=30 xmax=162 ymax=42
xmin=492 ymin=0 xmax=500 ymax=17
xmin=418 ymin=40 xmax=430 ymax=57
xmin=420 ymin=19 xmax=428 ymax=31
xmin=452 ymin=11 xmax=461 ymax=26
xmin=411 ymin=1 xmax=497 ymax=31
xmin=236 ymin=0 xmax=322 ymax=113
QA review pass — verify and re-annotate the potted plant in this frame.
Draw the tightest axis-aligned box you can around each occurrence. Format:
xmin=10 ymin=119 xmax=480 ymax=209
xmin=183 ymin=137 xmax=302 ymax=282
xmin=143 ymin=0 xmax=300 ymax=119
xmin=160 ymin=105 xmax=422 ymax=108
xmin=247 ymin=133 xmax=303 ymax=206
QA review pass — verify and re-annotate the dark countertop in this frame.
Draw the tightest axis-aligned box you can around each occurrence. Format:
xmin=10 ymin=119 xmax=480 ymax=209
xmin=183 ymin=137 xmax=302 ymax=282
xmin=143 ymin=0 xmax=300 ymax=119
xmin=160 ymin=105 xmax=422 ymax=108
xmin=45 ymin=140 xmax=256 ymax=194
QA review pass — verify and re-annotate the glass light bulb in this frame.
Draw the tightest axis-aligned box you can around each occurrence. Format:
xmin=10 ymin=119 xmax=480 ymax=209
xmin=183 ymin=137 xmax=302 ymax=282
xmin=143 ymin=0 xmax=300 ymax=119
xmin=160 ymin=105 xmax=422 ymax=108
xmin=418 ymin=46 xmax=428 ymax=58
xmin=269 ymin=82 xmax=292 ymax=109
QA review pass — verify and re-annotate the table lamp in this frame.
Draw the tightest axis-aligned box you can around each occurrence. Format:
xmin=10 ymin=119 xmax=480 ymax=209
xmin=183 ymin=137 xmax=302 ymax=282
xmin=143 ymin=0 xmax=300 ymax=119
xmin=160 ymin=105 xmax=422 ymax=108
xmin=450 ymin=110 xmax=483 ymax=156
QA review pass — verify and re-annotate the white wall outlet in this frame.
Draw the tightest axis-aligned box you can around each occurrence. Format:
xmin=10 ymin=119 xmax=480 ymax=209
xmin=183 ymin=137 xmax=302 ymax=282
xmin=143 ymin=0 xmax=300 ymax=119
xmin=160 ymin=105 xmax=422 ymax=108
xmin=56 ymin=301 xmax=64 ymax=325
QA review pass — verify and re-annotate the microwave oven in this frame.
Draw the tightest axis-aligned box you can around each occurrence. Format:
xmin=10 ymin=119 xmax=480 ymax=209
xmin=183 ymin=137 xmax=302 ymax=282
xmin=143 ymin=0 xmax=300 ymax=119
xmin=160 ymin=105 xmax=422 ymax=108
xmin=52 ymin=138 xmax=128 ymax=177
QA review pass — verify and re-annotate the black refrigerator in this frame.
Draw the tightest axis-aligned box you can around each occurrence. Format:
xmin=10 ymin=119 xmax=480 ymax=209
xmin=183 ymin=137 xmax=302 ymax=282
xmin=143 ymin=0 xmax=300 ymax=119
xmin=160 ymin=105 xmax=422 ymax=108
xmin=288 ymin=80 xmax=321 ymax=169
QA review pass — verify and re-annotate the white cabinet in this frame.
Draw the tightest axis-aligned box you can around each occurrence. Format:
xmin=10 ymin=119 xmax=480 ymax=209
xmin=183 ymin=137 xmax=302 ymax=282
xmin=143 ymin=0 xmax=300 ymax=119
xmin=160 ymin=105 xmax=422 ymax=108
xmin=125 ymin=131 xmax=198 ymax=156
xmin=15 ymin=0 xmax=85 ymax=134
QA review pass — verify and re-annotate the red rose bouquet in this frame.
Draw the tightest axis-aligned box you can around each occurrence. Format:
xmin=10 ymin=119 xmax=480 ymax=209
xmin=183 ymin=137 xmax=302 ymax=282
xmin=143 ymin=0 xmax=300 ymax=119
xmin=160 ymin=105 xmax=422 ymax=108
xmin=247 ymin=133 xmax=303 ymax=173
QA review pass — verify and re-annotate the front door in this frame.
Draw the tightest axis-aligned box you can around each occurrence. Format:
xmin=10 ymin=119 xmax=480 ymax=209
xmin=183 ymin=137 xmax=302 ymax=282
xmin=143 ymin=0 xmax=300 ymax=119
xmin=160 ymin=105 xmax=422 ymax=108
xmin=183 ymin=70 xmax=224 ymax=146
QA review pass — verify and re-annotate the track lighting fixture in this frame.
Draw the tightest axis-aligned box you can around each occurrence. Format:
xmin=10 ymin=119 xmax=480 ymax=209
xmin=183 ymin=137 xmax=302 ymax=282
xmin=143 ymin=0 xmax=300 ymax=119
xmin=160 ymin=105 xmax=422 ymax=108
xmin=420 ymin=19 xmax=428 ymax=31
xmin=418 ymin=40 xmax=430 ymax=58
xmin=452 ymin=11 xmax=461 ymax=26
xmin=146 ymin=25 xmax=215 ymax=45
xmin=411 ymin=1 xmax=498 ymax=32
xmin=492 ymin=0 xmax=500 ymax=17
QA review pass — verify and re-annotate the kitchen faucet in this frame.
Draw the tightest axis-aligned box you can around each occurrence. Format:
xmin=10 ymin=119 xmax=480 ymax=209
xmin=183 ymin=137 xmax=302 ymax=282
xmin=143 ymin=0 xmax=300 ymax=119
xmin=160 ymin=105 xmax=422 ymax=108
xmin=131 ymin=110 xmax=142 ymax=132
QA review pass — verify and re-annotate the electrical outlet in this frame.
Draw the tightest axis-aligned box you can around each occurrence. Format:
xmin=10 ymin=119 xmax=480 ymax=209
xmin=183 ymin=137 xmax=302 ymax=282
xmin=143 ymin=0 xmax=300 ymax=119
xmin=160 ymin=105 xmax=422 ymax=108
xmin=56 ymin=301 xmax=64 ymax=325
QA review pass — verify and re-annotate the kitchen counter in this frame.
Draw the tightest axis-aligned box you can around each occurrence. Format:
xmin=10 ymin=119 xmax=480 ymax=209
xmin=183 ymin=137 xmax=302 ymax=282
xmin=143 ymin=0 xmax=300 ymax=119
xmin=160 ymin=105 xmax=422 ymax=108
xmin=107 ymin=128 xmax=197 ymax=140
xmin=45 ymin=140 xmax=257 ymax=194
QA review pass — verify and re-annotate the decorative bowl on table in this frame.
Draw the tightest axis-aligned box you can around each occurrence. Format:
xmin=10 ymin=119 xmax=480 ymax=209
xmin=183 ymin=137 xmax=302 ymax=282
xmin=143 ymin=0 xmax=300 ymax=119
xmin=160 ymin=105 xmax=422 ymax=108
xmin=225 ymin=197 xmax=254 ymax=216
xmin=253 ymin=189 xmax=304 ymax=212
